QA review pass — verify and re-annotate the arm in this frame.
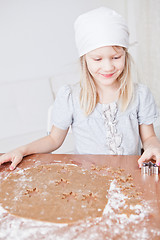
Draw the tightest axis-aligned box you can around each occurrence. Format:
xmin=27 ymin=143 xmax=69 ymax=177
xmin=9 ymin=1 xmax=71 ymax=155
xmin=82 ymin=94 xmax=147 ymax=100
xmin=138 ymin=124 xmax=160 ymax=167
xmin=0 ymin=125 xmax=68 ymax=170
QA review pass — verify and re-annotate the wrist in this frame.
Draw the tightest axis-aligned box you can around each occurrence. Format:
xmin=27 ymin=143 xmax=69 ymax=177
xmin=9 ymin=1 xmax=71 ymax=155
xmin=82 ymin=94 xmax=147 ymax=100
xmin=16 ymin=145 xmax=29 ymax=157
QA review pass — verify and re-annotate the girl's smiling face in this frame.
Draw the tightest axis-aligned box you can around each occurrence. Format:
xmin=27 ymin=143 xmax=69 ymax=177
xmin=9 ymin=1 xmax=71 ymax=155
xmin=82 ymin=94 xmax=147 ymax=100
xmin=85 ymin=46 xmax=126 ymax=89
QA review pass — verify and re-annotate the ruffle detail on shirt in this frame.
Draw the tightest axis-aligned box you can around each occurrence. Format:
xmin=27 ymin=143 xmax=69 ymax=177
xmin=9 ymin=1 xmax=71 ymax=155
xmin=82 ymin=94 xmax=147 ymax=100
xmin=102 ymin=102 xmax=123 ymax=155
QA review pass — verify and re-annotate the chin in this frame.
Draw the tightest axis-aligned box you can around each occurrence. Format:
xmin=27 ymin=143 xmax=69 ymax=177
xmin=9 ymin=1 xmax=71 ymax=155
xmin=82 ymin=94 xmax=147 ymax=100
xmin=100 ymin=79 xmax=117 ymax=86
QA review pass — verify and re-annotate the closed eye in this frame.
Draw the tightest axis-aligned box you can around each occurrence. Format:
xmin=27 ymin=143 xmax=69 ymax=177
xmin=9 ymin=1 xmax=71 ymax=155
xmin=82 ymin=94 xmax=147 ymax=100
xmin=113 ymin=55 xmax=121 ymax=60
xmin=93 ymin=58 xmax=102 ymax=61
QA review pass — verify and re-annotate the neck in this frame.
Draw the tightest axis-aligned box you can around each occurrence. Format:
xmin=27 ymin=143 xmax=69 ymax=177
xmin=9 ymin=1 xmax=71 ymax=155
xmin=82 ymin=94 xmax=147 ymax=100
xmin=96 ymin=84 xmax=120 ymax=104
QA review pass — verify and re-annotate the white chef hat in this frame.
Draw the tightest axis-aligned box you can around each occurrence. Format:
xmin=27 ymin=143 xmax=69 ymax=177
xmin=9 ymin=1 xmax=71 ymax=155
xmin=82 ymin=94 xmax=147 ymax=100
xmin=74 ymin=7 xmax=129 ymax=57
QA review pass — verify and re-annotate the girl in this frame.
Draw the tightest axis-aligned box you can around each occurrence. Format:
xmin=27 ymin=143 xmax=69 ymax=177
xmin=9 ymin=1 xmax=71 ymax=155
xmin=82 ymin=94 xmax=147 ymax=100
xmin=0 ymin=7 xmax=160 ymax=170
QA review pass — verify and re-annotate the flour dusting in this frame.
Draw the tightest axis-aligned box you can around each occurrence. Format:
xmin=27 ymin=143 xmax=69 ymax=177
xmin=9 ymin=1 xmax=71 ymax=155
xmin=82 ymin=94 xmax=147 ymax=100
xmin=0 ymin=165 xmax=160 ymax=240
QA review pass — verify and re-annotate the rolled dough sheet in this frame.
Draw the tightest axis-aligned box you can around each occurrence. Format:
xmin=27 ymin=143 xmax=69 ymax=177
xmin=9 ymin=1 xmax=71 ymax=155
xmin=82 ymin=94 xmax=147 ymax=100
xmin=0 ymin=164 xmax=112 ymax=224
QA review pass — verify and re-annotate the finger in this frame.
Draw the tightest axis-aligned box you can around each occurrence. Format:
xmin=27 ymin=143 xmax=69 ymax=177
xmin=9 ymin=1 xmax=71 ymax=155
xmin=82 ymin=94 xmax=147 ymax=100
xmin=0 ymin=154 xmax=12 ymax=165
xmin=155 ymin=157 xmax=160 ymax=167
xmin=156 ymin=161 xmax=160 ymax=167
xmin=149 ymin=152 xmax=160 ymax=167
xmin=138 ymin=151 xmax=152 ymax=168
xmin=9 ymin=155 xmax=22 ymax=170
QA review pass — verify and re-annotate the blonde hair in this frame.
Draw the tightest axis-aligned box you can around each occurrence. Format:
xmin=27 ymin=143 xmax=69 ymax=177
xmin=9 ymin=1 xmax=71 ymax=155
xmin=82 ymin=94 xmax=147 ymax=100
xmin=79 ymin=47 xmax=134 ymax=115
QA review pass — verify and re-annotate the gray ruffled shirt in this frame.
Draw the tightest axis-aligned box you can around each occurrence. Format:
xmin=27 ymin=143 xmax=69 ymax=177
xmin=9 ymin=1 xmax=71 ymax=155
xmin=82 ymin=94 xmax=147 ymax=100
xmin=51 ymin=83 xmax=158 ymax=155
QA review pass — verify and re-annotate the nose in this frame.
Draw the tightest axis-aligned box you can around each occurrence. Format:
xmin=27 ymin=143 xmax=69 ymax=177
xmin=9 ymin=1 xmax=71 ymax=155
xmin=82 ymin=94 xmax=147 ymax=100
xmin=101 ymin=59 xmax=115 ymax=72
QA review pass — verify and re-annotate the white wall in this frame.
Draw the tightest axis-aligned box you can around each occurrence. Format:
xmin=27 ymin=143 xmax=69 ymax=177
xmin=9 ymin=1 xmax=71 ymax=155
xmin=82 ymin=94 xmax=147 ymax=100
xmin=0 ymin=0 xmax=127 ymax=152
xmin=1 ymin=0 xmax=159 ymax=152
xmin=0 ymin=0 xmax=126 ymax=83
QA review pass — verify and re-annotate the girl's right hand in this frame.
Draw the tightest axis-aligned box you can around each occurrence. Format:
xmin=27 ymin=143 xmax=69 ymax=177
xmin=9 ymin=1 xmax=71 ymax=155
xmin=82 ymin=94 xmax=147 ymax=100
xmin=0 ymin=150 xmax=24 ymax=170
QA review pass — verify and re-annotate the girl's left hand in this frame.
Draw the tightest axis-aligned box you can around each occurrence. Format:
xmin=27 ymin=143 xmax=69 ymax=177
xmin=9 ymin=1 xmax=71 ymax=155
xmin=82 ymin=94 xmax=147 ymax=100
xmin=139 ymin=124 xmax=160 ymax=168
xmin=138 ymin=147 xmax=160 ymax=168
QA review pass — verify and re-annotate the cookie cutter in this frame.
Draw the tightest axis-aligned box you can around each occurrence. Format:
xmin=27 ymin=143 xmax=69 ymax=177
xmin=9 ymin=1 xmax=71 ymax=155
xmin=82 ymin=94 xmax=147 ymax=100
xmin=141 ymin=161 xmax=159 ymax=175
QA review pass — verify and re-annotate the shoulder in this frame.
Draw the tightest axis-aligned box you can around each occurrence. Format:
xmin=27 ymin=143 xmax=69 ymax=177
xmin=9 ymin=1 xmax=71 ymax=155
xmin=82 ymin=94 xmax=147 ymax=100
xmin=133 ymin=83 xmax=157 ymax=114
xmin=56 ymin=84 xmax=71 ymax=98
xmin=134 ymin=83 xmax=151 ymax=96
xmin=133 ymin=83 xmax=154 ymax=104
xmin=124 ymin=83 xmax=156 ymax=114
xmin=54 ymin=83 xmax=81 ymax=112
xmin=56 ymin=82 xmax=80 ymax=98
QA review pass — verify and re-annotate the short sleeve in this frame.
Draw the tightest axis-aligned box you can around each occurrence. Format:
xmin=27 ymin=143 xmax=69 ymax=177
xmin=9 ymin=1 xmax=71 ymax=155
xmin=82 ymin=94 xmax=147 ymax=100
xmin=51 ymin=85 xmax=73 ymax=130
xmin=137 ymin=84 xmax=159 ymax=125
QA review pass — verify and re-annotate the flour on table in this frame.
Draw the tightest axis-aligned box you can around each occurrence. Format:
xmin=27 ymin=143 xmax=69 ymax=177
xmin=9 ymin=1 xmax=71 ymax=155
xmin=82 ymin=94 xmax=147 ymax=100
xmin=0 ymin=164 xmax=111 ymax=223
xmin=0 ymin=163 xmax=160 ymax=240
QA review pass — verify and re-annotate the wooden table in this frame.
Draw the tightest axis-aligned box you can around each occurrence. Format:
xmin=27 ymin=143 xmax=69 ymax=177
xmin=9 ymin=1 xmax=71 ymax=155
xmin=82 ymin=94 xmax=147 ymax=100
xmin=0 ymin=153 xmax=160 ymax=239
